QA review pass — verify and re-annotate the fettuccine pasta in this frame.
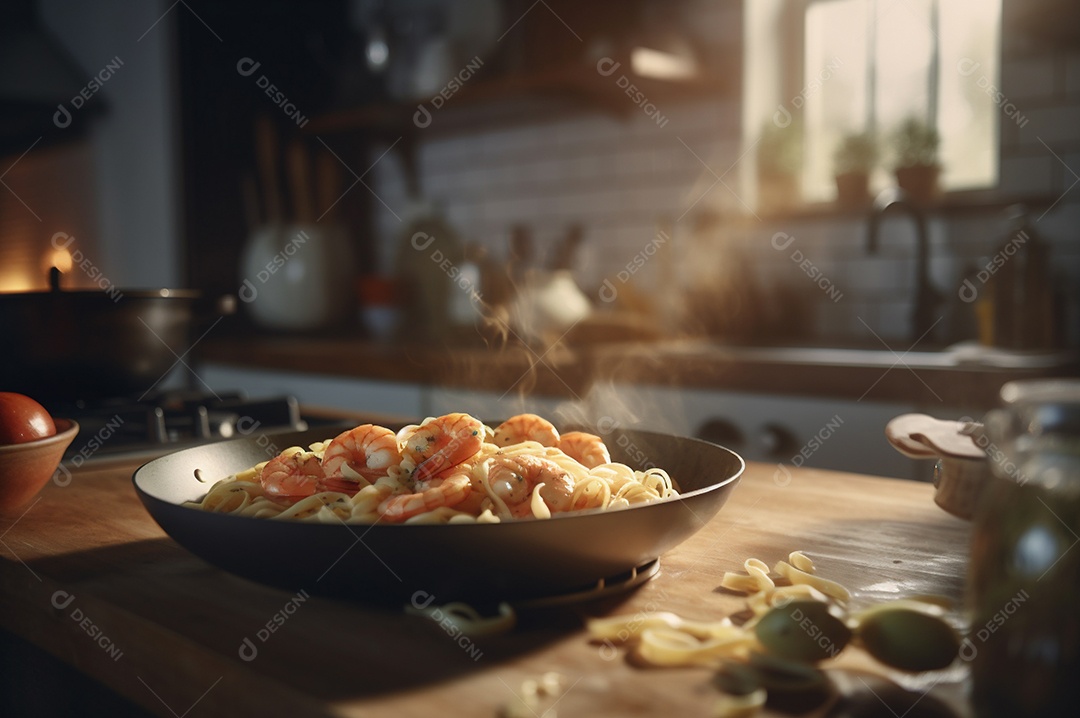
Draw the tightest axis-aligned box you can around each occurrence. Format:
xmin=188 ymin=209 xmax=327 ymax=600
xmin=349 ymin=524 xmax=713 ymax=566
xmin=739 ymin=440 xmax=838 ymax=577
xmin=185 ymin=413 xmax=678 ymax=524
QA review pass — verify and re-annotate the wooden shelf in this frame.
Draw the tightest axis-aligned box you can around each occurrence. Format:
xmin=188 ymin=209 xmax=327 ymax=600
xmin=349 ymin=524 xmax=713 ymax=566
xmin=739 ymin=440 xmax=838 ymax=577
xmin=305 ymin=60 xmax=728 ymax=138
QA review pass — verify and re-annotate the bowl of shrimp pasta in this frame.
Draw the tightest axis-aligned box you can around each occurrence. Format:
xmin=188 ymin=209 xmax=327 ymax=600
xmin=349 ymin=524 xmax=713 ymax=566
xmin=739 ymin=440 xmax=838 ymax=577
xmin=134 ymin=413 xmax=743 ymax=602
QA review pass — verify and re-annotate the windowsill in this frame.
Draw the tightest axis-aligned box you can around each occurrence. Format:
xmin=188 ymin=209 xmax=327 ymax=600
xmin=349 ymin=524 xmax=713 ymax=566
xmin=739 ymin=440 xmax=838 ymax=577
xmin=750 ymin=189 xmax=1060 ymax=223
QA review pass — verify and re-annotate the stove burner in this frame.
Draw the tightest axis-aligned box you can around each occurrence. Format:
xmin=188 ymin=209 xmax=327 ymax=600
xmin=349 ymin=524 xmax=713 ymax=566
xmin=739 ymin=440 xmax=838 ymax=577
xmin=512 ymin=558 xmax=660 ymax=609
xmin=50 ymin=390 xmax=309 ymax=464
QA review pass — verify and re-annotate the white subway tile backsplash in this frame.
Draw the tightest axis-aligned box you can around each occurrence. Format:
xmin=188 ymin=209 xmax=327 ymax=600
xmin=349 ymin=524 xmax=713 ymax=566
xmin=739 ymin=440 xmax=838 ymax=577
xmin=1033 ymin=200 xmax=1080 ymax=249
xmin=1000 ymin=55 xmax=1057 ymax=101
xmin=814 ymin=299 xmax=855 ymax=339
xmin=510 ymin=124 xmax=547 ymax=153
xmin=445 ymin=203 xmax=472 ymax=229
xmin=551 ymin=115 xmax=621 ymax=148
xmin=525 ymin=158 xmax=566 ymax=184
xmin=573 ymin=153 xmax=605 ymax=182
xmin=423 ymin=171 xmax=450 ymax=196
xmin=946 ymin=214 xmax=1002 ymax=248
xmin=843 ymin=258 xmax=915 ymax=294
xmin=1066 ymin=52 xmax=1080 ymax=96
xmin=998 ymin=152 xmax=1057 ymax=195
xmin=632 ymin=185 xmax=680 ymax=216
xmin=930 ymin=255 xmax=963 ymax=296
xmin=363 ymin=45 xmax=1078 ymax=346
xmin=873 ymin=301 xmax=916 ymax=342
xmin=1018 ymin=102 xmax=1080 ymax=146
xmin=1059 ymin=151 xmax=1080 ymax=193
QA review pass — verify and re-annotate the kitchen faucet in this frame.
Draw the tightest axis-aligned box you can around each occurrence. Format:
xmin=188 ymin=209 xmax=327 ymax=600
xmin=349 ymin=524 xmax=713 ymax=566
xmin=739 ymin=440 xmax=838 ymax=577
xmin=866 ymin=187 xmax=943 ymax=344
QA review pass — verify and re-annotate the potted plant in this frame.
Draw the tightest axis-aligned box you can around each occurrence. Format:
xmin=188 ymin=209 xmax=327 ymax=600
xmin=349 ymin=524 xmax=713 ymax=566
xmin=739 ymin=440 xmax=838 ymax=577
xmin=832 ymin=131 xmax=877 ymax=208
xmin=757 ymin=121 xmax=802 ymax=214
xmin=891 ymin=117 xmax=941 ymax=204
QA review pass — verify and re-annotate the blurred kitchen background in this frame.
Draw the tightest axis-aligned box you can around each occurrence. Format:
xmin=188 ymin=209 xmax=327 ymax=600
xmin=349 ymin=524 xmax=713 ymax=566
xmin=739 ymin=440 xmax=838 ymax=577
xmin=1 ymin=0 xmax=1078 ymax=480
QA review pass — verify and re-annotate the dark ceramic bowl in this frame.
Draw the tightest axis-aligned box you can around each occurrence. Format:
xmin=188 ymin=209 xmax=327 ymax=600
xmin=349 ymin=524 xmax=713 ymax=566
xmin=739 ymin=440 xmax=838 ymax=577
xmin=134 ymin=426 xmax=743 ymax=603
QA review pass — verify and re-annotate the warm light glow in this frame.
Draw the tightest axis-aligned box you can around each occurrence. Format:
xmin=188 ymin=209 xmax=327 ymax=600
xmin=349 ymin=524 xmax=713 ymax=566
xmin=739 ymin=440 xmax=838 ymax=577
xmin=47 ymin=248 xmax=73 ymax=273
xmin=0 ymin=271 xmax=35 ymax=293
xmin=631 ymin=47 xmax=696 ymax=80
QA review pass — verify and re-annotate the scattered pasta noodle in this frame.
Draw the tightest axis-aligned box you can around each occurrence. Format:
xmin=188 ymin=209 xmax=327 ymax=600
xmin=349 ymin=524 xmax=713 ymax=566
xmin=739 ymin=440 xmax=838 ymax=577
xmin=772 ymin=558 xmax=851 ymax=602
xmin=497 ymin=672 xmax=567 ymax=718
xmin=183 ymin=413 xmax=678 ymax=525
xmin=589 ymin=551 xmax=842 ymax=670
xmin=586 ymin=551 xmax=959 ymax=717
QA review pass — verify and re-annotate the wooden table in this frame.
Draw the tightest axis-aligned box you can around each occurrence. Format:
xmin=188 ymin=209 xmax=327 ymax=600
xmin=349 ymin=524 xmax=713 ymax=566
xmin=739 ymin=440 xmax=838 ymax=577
xmin=0 ymin=455 xmax=972 ymax=717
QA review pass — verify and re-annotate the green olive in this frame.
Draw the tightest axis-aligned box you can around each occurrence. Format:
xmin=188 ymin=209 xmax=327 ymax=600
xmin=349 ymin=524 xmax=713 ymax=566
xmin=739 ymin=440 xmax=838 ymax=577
xmin=754 ymin=600 xmax=853 ymax=663
xmin=713 ymin=661 xmax=762 ymax=696
xmin=856 ymin=608 xmax=960 ymax=672
xmin=747 ymin=651 xmax=829 ymax=692
xmin=745 ymin=652 xmax=833 ymax=713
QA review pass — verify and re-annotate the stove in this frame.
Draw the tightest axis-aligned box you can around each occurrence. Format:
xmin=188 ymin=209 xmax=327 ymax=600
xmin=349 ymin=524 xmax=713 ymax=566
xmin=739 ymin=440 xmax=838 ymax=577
xmin=48 ymin=390 xmax=320 ymax=466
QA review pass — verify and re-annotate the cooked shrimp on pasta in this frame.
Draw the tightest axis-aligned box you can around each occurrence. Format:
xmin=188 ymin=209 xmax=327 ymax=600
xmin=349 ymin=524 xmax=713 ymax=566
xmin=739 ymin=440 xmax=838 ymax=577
xmin=185 ymin=413 xmax=678 ymax=524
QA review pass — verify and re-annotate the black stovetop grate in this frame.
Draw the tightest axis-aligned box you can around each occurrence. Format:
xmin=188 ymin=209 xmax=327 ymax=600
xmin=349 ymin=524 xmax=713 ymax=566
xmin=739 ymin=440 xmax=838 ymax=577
xmin=50 ymin=390 xmax=310 ymax=463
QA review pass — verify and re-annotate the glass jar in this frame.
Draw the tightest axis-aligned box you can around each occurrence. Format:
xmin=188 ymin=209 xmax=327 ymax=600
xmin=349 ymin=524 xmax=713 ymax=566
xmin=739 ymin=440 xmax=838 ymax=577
xmin=967 ymin=379 xmax=1080 ymax=717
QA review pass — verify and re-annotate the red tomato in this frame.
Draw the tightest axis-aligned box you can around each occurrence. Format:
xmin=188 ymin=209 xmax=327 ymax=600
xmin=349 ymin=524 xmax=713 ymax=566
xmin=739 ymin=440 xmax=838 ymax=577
xmin=0 ymin=392 xmax=57 ymax=444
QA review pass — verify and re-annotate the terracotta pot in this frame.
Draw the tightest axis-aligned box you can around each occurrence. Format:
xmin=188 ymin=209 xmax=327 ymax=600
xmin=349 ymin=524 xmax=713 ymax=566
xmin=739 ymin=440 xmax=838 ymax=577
xmin=0 ymin=419 xmax=79 ymax=511
xmin=894 ymin=164 xmax=940 ymax=204
xmin=834 ymin=171 xmax=871 ymax=208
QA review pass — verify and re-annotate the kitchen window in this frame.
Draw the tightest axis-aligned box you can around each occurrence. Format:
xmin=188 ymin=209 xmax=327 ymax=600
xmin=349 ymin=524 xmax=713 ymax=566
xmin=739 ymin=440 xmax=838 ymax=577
xmin=744 ymin=0 xmax=1002 ymax=206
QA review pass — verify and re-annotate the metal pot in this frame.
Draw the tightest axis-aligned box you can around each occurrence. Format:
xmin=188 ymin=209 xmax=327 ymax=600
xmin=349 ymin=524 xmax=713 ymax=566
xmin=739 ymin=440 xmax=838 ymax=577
xmin=0 ymin=269 xmax=234 ymax=403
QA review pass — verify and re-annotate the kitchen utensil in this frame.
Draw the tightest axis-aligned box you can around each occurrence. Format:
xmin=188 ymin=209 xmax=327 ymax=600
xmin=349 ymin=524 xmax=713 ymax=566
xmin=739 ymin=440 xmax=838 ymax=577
xmin=884 ymin=413 xmax=983 ymax=460
xmin=549 ymin=224 xmax=583 ymax=271
xmin=314 ymin=148 xmax=341 ymax=222
xmin=0 ymin=419 xmax=78 ymax=511
xmin=286 ymin=139 xmax=314 ymax=223
xmin=133 ymin=426 xmax=743 ymax=603
xmin=240 ymin=172 xmax=261 ymax=232
xmin=244 ymin=123 xmax=352 ymax=331
xmin=0 ymin=271 xmax=233 ymax=403
xmin=254 ymin=115 xmax=283 ymax=223
xmin=885 ymin=413 xmax=988 ymax=519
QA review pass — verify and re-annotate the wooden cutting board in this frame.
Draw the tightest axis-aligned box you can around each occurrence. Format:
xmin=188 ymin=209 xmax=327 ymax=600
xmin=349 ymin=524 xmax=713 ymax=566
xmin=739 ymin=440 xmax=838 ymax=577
xmin=0 ymin=457 xmax=972 ymax=717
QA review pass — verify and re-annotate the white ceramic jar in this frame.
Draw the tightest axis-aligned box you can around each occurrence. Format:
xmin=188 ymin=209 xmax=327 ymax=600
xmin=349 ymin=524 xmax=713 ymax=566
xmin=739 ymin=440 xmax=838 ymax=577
xmin=239 ymin=223 xmax=353 ymax=330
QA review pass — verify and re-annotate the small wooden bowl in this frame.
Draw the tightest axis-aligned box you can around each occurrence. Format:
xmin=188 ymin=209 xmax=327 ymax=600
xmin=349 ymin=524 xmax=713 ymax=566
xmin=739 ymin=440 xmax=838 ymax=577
xmin=0 ymin=419 xmax=79 ymax=512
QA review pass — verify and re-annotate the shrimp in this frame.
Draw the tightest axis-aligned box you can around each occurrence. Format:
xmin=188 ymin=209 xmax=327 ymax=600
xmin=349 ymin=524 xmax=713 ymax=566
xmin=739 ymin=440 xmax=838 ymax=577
xmin=260 ymin=449 xmax=323 ymax=498
xmin=492 ymin=414 xmax=560 ymax=447
xmin=322 ymin=424 xmax=402 ymax=483
xmin=401 ymin=413 xmax=484 ymax=483
xmin=559 ymin=431 xmax=611 ymax=469
xmin=377 ymin=474 xmax=472 ymax=522
xmin=487 ymin=454 xmax=574 ymax=518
